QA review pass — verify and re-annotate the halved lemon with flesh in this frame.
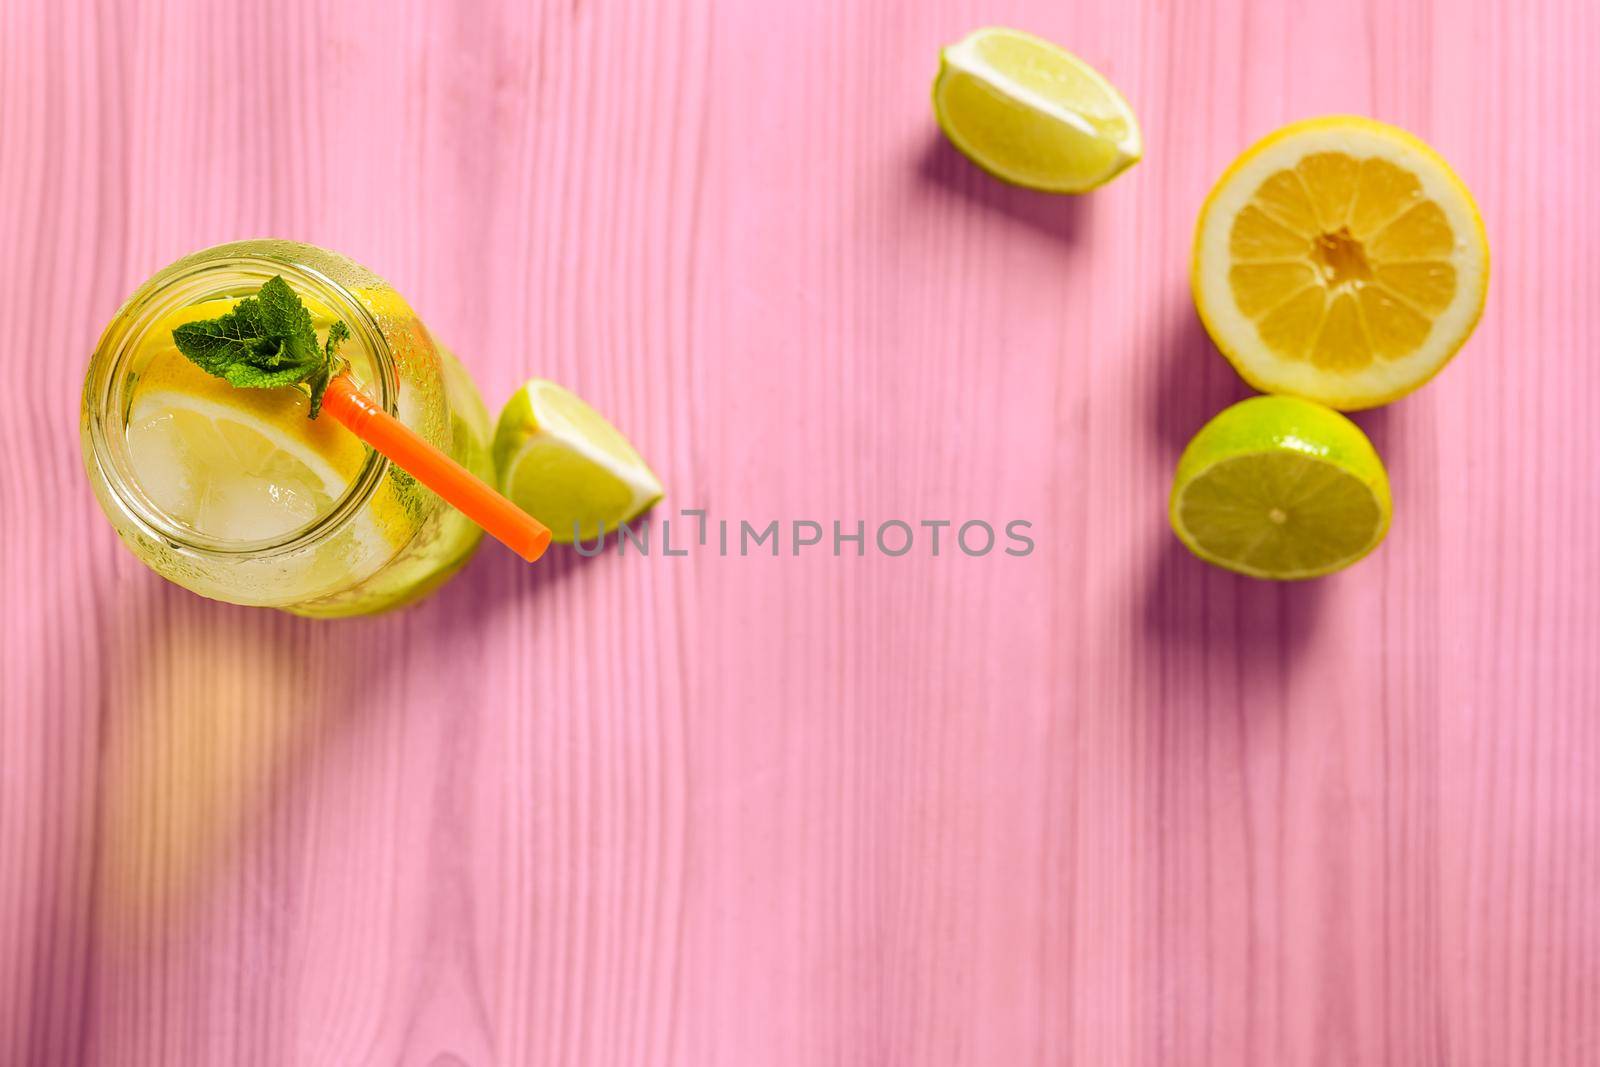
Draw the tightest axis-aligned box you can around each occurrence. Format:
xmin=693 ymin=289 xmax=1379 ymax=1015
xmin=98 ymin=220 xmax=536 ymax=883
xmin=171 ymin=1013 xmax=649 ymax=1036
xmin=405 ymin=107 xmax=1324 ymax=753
xmin=933 ymin=27 xmax=1141 ymax=193
xmin=1193 ymin=116 xmax=1488 ymax=409
xmin=1170 ymin=396 xmax=1392 ymax=580
xmin=125 ymin=303 xmax=408 ymax=551
xmin=494 ymin=379 xmax=663 ymax=543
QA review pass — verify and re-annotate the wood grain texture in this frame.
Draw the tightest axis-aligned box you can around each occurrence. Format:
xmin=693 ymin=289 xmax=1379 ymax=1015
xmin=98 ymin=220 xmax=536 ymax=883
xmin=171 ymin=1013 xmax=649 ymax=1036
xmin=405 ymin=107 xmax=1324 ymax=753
xmin=2 ymin=0 xmax=1599 ymax=1063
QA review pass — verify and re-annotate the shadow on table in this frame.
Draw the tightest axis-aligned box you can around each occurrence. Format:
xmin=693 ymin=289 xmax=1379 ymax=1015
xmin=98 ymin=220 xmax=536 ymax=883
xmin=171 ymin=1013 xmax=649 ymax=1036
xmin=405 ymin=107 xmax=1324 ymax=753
xmin=1348 ymin=403 xmax=1400 ymax=466
xmin=0 ymin=533 xmax=603 ymax=1063
xmin=1146 ymin=286 xmax=1256 ymax=460
xmin=915 ymin=132 xmax=1091 ymax=247
xmin=439 ymin=530 xmax=601 ymax=620
xmin=1140 ymin=534 xmax=1326 ymax=670
xmin=1138 ymin=287 xmax=1328 ymax=687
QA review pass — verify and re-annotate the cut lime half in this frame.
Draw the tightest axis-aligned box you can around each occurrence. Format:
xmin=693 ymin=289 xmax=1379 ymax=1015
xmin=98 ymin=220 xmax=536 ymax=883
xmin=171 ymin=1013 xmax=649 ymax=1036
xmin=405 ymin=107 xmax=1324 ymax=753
xmin=1170 ymin=396 xmax=1392 ymax=579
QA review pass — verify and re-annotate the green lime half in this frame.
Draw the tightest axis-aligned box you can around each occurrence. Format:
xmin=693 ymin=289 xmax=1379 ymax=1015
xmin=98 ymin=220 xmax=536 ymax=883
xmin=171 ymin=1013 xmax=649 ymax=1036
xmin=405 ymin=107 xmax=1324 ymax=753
xmin=1170 ymin=396 xmax=1392 ymax=579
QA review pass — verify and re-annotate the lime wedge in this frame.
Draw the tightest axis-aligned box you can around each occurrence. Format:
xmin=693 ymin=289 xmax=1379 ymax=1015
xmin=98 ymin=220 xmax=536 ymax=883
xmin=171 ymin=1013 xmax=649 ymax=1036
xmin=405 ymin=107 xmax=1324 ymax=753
xmin=1170 ymin=396 xmax=1391 ymax=579
xmin=493 ymin=379 xmax=662 ymax=543
xmin=933 ymin=27 xmax=1142 ymax=193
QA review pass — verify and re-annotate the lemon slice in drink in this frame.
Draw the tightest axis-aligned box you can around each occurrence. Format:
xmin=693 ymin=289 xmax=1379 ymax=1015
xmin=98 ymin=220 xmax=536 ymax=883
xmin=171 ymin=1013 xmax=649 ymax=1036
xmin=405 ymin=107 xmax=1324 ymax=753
xmin=1170 ymin=396 xmax=1392 ymax=580
xmin=1193 ymin=116 xmax=1489 ymax=409
xmin=127 ymin=349 xmax=370 ymax=542
xmin=493 ymin=379 xmax=663 ymax=543
xmin=125 ymin=302 xmax=408 ymax=553
xmin=933 ymin=27 xmax=1142 ymax=193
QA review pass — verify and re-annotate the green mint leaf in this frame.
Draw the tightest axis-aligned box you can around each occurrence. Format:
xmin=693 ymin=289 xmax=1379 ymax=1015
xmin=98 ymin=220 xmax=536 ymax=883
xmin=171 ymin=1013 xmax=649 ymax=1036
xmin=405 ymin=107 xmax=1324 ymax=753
xmin=170 ymin=298 xmax=270 ymax=376
xmin=256 ymin=275 xmax=321 ymax=367
xmin=311 ymin=320 xmax=352 ymax=417
xmin=169 ymin=275 xmax=349 ymax=418
xmin=324 ymin=319 xmax=351 ymax=358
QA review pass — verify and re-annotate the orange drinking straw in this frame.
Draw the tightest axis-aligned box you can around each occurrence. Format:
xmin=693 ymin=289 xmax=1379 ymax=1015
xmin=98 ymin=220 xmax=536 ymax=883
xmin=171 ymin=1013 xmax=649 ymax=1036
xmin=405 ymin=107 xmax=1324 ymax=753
xmin=320 ymin=374 xmax=552 ymax=563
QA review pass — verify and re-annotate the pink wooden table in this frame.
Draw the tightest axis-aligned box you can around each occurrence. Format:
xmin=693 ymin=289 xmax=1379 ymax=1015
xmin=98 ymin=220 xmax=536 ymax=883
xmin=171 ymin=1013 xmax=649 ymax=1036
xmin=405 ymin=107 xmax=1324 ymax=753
xmin=3 ymin=0 xmax=1599 ymax=1063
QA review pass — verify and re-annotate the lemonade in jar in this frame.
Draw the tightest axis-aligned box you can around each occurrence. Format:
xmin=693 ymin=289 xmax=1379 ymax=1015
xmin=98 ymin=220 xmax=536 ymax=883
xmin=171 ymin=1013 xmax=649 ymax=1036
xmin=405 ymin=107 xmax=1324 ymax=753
xmin=81 ymin=240 xmax=498 ymax=616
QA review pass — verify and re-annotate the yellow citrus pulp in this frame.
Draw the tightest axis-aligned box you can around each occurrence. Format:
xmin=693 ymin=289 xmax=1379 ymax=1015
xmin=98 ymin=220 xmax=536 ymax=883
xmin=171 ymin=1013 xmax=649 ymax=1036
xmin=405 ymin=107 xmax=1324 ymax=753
xmin=1193 ymin=116 xmax=1488 ymax=409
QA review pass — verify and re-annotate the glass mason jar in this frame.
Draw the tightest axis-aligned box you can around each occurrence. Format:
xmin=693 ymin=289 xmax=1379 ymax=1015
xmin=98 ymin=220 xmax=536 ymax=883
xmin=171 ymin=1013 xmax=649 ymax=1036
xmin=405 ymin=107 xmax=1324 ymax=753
xmin=81 ymin=240 xmax=491 ymax=617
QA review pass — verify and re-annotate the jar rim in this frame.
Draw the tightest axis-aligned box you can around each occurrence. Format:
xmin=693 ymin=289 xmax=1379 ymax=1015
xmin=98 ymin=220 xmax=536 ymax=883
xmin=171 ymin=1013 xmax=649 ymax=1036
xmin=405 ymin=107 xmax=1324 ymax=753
xmin=83 ymin=249 xmax=397 ymax=560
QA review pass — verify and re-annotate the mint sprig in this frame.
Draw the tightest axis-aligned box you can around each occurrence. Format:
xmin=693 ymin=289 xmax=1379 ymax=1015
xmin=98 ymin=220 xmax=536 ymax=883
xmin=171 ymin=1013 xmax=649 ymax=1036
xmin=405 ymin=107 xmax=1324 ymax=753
xmin=170 ymin=275 xmax=349 ymax=417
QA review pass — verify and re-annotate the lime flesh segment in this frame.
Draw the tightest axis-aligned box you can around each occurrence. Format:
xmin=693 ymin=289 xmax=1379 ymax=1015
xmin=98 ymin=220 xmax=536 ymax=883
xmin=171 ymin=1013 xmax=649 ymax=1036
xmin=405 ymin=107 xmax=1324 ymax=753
xmin=1176 ymin=452 xmax=1384 ymax=576
xmin=1169 ymin=396 xmax=1391 ymax=580
xmin=494 ymin=380 xmax=662 ymax=544
xmin=505 ymin=440 xmax=638 ymax=544
xmin=933 ymin=27 xmax=1141 ymax=193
